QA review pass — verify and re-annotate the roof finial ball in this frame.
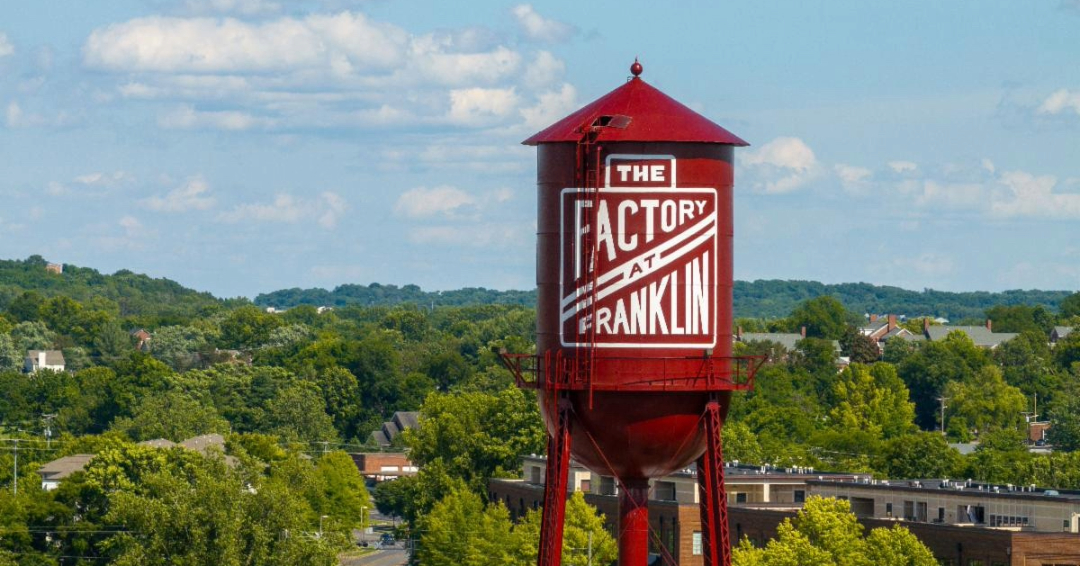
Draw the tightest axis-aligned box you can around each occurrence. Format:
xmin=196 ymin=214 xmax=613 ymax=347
xmin=630 ymin=58 xmax=643 ymax=78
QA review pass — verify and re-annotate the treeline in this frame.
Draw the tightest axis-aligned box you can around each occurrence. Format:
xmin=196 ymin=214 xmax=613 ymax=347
xmin=733 ymin=280 xmax=1073 ymax=320
xmin=255 ymin=283 xmax=537 ymax=309
xmin=255 ymin=278 xmax=1074 ymax=322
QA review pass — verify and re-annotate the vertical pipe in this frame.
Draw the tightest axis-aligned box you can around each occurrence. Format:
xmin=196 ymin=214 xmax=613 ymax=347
xmin=619 ymin=478 xmax=651 ymax=566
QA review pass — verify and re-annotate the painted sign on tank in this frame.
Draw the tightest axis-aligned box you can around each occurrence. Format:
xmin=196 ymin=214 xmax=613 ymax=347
xmin=560 ymin=154 xmax=717 ymax=348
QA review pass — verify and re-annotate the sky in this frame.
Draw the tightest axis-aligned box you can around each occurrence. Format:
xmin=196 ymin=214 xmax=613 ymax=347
xmin=0 ymin=0 xmax=1078 ymax=299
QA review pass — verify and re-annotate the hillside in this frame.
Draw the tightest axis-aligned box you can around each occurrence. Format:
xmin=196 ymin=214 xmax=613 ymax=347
xmin=1 ymin=255 xmax=1071 ymax=321
xmin=732 ymin=280 xmax=1073 ymax=321
xmin=0 ymin=255 xmax=228 ymax=322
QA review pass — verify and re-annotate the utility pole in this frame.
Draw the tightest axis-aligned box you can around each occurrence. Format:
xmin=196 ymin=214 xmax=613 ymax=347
xmin=42 ymin=413 xmax=56 ymax=449
xmin=588 ymin=532 xmax=593 ymax=566
xmin=12 ymin=438 xmax=18 ymax=496
xmin=937 ymin=396 xmax=949 ymax=437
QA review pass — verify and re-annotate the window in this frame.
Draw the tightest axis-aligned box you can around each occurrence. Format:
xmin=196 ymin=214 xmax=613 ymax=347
xmin=886 ymin=502 xmax=893 ymax=517
xmin=580 ymin=479 xmax=591 ymax=493
xmin=692 ymin=532 xmax=702 ymax=555
xmin=794 ymin=490 xmax=806 ymax=503
xmin=655 ymin=481 xmax=676 ymax=501
xmin=904 ymin=501 xmax=915 ymax=521
xmin=736 ymin=492 xmax=747 ymax=504
xmin=938 ymin=507 xmax=945 ymax=523
xmin=600 ymin=476 xmax=617 ymax=496
xmin=530 ymin=467 xmax=541 ymax=484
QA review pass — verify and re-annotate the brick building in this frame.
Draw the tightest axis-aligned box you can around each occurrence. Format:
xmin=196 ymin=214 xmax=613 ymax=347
xmin=490 ymin=456 xmax=1080 ymax=566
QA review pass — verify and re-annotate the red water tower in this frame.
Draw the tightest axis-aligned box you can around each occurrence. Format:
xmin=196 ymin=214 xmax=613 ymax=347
xmin=504 ymin=61 xmax=761 ymax=566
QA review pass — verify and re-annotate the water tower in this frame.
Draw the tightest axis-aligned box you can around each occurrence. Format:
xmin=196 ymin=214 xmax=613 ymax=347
xmin=503 ymin=60 xmax=761 ymax=566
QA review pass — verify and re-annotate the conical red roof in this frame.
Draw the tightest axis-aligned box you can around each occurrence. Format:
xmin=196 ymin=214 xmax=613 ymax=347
xmin=523 ymin=75 xmax=748 ymax=146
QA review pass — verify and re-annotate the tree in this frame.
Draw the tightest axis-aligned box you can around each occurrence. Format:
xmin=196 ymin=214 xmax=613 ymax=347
xmin=149 ymin=325 xmax=210 ymax=372
xmin=943 ymin=366 xmax=1026 ymax=435
xmin=93 ymin=320 xmax=133 ymax=365
xmin=310 ymin=451 xmax=371 ymax=531
xmin=0 ymin=335 xmax=21 ymax=372
xmin=828 ymin=363 xmax=915 ymax=440
xmin=840 ymin=329 xmax=880 ymax=364
xmin=511 ymin=492 xmax=618 ymax=566
xmin=263 ymin=383 xmax=339 ymax=444
xmin=92 ymin=443 xmax=335 ymax=566
xmin=1046 ymin=387 xmax=1080 ymax=451
xmin=405 ymin=388 xmax=546 ymax=492
xmin=877 ymin=432 xmax=963 ymax=480
xmin=218 ymin=305 xmax=283 ymax=350
xmin=897 ymin=333 xmax=990 ymax=429
xmin=788 ymin=296 xmax=856 ymax=340
xmin=732 ymin=496 xmax=936 ymax=566
xmin=415 ymin=487 xmax=514 ymax=566
xmin=1059 ymin=292 xmax=1080 ymax=319
xmin=11 ymin=321 xmax=54 ymax=351
xmin=110 ymin=390 xmax=230 ymax=441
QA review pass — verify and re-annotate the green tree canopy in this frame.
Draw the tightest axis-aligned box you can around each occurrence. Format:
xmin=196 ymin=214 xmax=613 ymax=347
xmin=733 ymin=496 xmax=936 ymax=566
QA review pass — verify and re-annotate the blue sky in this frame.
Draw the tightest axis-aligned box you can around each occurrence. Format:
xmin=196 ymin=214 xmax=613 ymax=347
xmin=0 ymin=0 xmax=1078 ymax=298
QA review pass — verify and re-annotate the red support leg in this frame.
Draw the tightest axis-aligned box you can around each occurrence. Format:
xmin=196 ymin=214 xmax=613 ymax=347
xmin=538 ymin=397 xmax=573 ymax=566
xmin=698 ymin=399 xmax=731 ymax=566
xmin=618 ymin=478 xmax=651 ymax=566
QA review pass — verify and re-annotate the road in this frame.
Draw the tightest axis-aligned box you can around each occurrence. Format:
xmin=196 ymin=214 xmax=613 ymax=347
xmin=339 ymin=548 xmax=408 ymax=566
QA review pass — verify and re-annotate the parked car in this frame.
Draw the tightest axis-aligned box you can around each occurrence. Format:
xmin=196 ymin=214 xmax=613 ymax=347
xmin=380 ymin=533 xmax=395 ymax=546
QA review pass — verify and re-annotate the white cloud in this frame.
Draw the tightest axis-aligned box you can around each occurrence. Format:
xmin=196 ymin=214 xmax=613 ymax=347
xmin=94 ymin=216 xmax=156 ymax=251
xmin=218 ymin=191 xmax=347 ymax=228
xmin=75 ymin=171 xmax=133 ymax=188
xmin=0 ymin=33 xmax=13 ymax=58
xmin=520 ymin=83 xmax=577 ymax=131
xmin=834 ymin=164 xmax=872 ymax=193
xmin=6 ymin=101 xmax=25 ymax=127
xmin=5 ymin=100 xmax=74 ymax=128
xmin=395 ymin=186 xmax=477 ymax=219
xmin=159 ymin=104 xmax=274 ymax=130
xmin=84 ymin=13 xmax=408 ymax=73
xmin=1037 ymin=89 xmax=1080 ymax=116
xmin=915 ymin=180 xmax=987 ymax=209
xmin=980 ymin=158 xmax=996 ymax=174
xmin=523 ymin=50 xmax=565 ymax=90
xmin=83 ymin=11 xmax=545 ymax=132
xmin=991 ymin=170 xmax=1080 ymax=219
xmin=740 ymin=137 xmax=819 ymax=194
xmin=888 ymin=161 xmax=918 ymax=173
xmin=512 ymin=4 xmax=577 ymax=43
xmin=142 ymin=176 xmax=217 ymax=212
xmin=446 ymin=87 xmax=519 ymax=126
xmin=183 ymin=0 xmax=281 ymax=15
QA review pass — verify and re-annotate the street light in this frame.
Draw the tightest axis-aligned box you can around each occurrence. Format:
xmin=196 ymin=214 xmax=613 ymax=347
xmin=319 ymin=515 xmax=330 ymax=539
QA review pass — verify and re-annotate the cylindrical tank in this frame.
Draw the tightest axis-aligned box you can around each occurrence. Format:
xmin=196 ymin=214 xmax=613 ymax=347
xmin=525 ymin=62 xmax=748 ymax=482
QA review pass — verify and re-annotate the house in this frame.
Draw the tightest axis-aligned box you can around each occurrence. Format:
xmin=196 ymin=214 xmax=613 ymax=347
xmin=45 ymin=263 xmax=63 ymax=274
xmin=24 ymin=350 xmax=65 ymax=373
xmin=38 ymin=454 xmax=94 ymax=490
xmin=370 ymin=411 xmax=420 ymax=448
xmin=861 ymin=314 xmax=917 ymax=353
xmin=130 ymin=329 xmax=152 ymax=351
xmin=734 ymin=327 xmax=843 ymax=364
xmin=921 ymin=319 xmax=1018 ymax=349
xmin=1052 ymin=326 xmax=1075 ymax=346
xmin=350 ymin=452 xmax=418 ymax=480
